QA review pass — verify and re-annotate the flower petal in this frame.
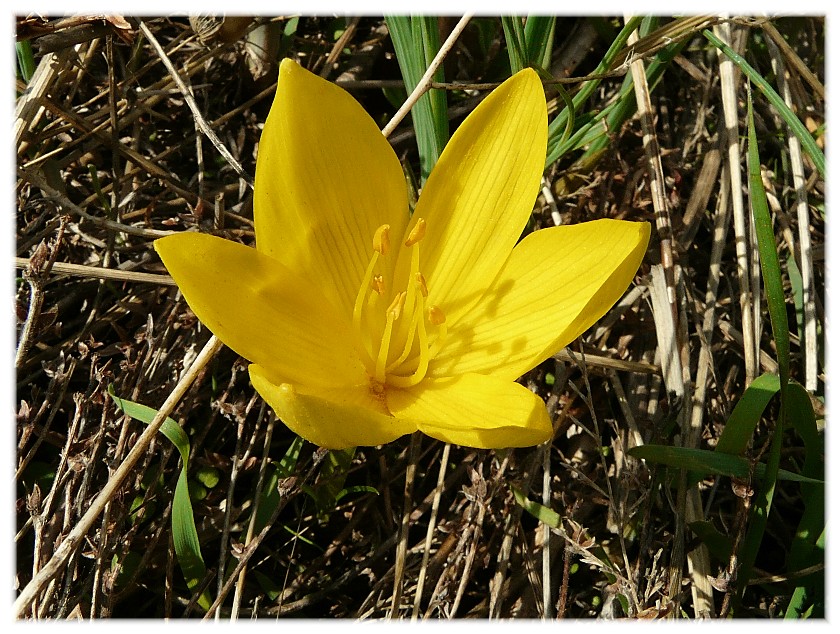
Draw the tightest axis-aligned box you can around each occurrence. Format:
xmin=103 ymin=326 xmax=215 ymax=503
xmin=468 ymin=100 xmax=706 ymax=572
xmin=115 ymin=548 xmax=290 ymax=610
xmin=155 ymin=232 xmax=368 ymax=388
xmin=250 ymin=365 xmax=416 ymax=449
xmin=386 ymin=373 xmax=552 ymax=448
xmin=429 ymin=219 xmax=650 ymax=380
xmin=394 ymin=68 xmax=547 ymax=325
xmin=255 ymin=59 xmax=409 ymax=317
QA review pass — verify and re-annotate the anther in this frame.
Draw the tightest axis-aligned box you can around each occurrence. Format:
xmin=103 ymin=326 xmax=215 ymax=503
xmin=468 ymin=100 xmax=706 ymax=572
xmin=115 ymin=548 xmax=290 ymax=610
xmin=387 ymin=291 xmax=406 ymax=320
xmin=404 ymin=218 xmax=426 ymax=247
xmin=373 ymin=224 xmax=391 ymax=255
xmin=428 ymin=305 xmax=446 ymax=325
xmin=415 ymin=272 xmax=429 ymax=298
xmin=371 ymin=274 xmax=385 ymax=295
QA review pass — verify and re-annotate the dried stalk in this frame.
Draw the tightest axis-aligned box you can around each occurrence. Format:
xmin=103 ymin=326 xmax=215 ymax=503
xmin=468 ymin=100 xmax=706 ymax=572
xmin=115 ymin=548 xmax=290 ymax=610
xmin=138 ymin=21 xmax=254 ymax=188
xmin=381 ymin=14 xmax=473 ymax=137
xmin=411 ymin=442 xmax=451 ymax=619
xmin=714 ymin=20 xmax=758 ymax=383
xmin=766 ymin=35 xmax=818 ymax=392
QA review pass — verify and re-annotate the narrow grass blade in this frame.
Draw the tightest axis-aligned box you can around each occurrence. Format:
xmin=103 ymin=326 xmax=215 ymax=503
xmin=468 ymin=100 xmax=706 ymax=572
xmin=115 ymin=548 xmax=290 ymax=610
xmin=251 ymin=435 xmax=303 ymax=536
xmin=512 ymin=486 xmax=560 ymax=527
xmin=386 ymin=16 xmax=448 ymax=183
xmin=784 ymin=381 xmax=824 ymax=617
xmin=501 ymin=16 xmax=528 ymax=73
xmin=524 ymin=16 xmax=556 ymax=71
xmin=108 ymin=386 xmax=211 ymax=610
xmin=578 ymin=17 xmax=682 ymax=160
xmin=734 ymin=88 xmax=793 ymax=598
xmin=545 ymin=17 xmax=643 ymax=166
xmin=628 ymin=445 xmax=820 ymax=485
xmin=715 ymin=372 xmax=780 ymax=456
xmin=747 ymin=87 xmax=790 ymax=390
xmin=704 ymin=29 xmax=825 ymax=178
xmin=16 ymin=40 xmax=36 ymax=83
xmin=688 ymin=520 xmax=733 ymax=563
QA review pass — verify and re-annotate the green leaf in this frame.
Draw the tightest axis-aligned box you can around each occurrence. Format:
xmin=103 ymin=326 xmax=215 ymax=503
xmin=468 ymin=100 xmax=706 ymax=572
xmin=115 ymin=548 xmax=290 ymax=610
xmin=784 ymin=381 xmax=825 ymax=617
xmin=545 ymin=17 xmax=643 ymax=166
xmin=577 ymin=17 xmax=683 ymax=162
xmin=501 ymin=17 xmax=528 ymax=73
xmin=386 ymin=16 xmax=449 ymax=184
xmin=688 ymin=521 xmax=733 ymax=563
xmin=334 ymin=485 xmax=379 ymax=504
xmin=512 ymin=486 xmax=561 ymax=527
xmin=730 ymin=88 xmax=793 ymax=601
xmin=108 ymin=385 xmax=211 ymax=610
xmin=628 ymin=445 xmax=821 ymax=485
xmin=251 ymin=436 xmax=303 ymax=537
xmin=704 ymin=29 xmax=825 ymax=179
xmin=716 ymin=373 xmax=781 ymax=456
xmin=747 ymin=89 xmax=790 ymax=391
xmin=16 ymin=40 xmax=36 ymax=84
xmin=524 ymin=16 xmax=556 ymax=71
xmin=252 ymin=569 xmax=283 ymax=601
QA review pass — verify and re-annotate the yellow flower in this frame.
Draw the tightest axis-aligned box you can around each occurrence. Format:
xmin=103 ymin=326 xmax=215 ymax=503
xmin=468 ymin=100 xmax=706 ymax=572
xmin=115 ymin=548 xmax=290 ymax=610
xmin=155 ymin=59 xmax=650 ymax=450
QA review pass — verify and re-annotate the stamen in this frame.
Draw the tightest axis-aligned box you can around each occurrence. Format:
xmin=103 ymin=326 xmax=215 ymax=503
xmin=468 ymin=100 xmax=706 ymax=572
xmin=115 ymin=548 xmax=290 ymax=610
xmin=404 ymin=217 xmax=426 ymax=246
xmin=386 ymin=273 xmax=427 ymax=372
xmin=387 ymin=291 xmax=406 ymax=320
xmin=415 ymin=272 xmax=429 ymax=298
xmin=428 ymin=304 xmax=448 ymax=357
xmin=371 ymin=274 xmax=385 ymax=295
xmin=373 ymin=224 xmax=391 ymax=255
xmin=375 ymin=292 xmax=405 ymax=382
xmin=388 ymin=306 xmax=430 ymax=388
xmin=352 ymin=251 xmax=380 ymax=333
xmin=428 ymin=305 xmax=446 ymax=325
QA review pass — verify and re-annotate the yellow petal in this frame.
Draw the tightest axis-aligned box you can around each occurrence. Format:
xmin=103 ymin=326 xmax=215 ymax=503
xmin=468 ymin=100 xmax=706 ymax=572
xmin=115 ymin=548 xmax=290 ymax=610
xmin=429 ymin=219 xmax=650 ymax=380
xmin=387 ymin=373 xmax=552 ymax=448
xmin=249 ymin=365 xmax=416 ymax=449
xmin=255 ymin=59 xmax=409 ymax=317
xmin=155 ymin=232 xmax=367 ymax=388
xmin=394 ymin=68 xmax=547 ymax=325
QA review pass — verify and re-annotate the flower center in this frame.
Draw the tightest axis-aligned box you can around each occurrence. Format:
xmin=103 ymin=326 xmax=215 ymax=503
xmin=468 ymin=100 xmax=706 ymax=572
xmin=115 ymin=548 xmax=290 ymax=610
xmin=352 ymin=218 xmax=447 ymax=391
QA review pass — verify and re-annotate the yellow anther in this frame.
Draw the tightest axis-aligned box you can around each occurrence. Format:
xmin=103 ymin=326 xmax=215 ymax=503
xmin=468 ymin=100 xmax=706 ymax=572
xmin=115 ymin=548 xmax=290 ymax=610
xmin=373 ymin=224 xmax=391 ymax=255
xmin=415 ymin=272 xmax=429 ymax=298
xmin=404 ymin=218 xmax=427 ymax=246
xmin=428 ymin=305 xmax=446 ymax=325
xmin=371 ymin=274 xmax=385 ymax=295
xmin=387 ymin=291 xmax=406 ymax=320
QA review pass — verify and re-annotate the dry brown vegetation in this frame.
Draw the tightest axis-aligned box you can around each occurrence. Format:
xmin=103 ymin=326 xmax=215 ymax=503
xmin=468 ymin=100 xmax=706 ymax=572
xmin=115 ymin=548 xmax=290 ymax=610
xmin=14 ymin=16 xmax=824 ymax=619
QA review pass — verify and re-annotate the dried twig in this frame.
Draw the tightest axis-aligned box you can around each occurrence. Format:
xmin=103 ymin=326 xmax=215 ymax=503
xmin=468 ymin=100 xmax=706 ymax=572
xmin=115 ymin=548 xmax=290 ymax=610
xmin=766 ymin=34 xmax=818 ymax=392
xmin=714 ymin=20 xmax=758 ymax=383
xmin=138 ymin=21 xmax=254 ymax=188
xmin=381 ymin=14 xmax=474 ymax=138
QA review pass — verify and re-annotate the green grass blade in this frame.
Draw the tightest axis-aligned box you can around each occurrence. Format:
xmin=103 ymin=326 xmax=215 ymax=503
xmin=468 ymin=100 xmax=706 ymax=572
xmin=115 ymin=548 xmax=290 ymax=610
xmin=108 ymin=386 xmax=211 ymax=610
xmin=747 ymin=87 xmax=790 ymax=390
xmin=501 ymin=16 xmax=528 ymax=73
xmin=512 ymin=486 xmax=561 ymax=527
xmin=250 ymin=436 xmax=303 ymax=536
xmin=688 ymin=520 xmax=733 ymax=562
xmin=16 ymin=40 xmax=36 ymax=83
xmin=704 ymin=29 xmax=825 ymax=179
xmin=548 ymin=34 xmax=684 ymax=170
xmin=545 ymin=16 xmax=643 ymax=166
xmin=579 ymin=17 xmax=681 ymax=160
xmin=715 ymin=373 xmax=781 ymax=456
xmin=524 ymin=16 xmax=555 ymax=71
xmin=385 ymin=16 xmax=448 ymax=184
xmin=628 ymin=445 xmax=821 ymax=484
xmin=784 ymin=381 xmax=824 ymax=617
xmin=735 ymin=89 xmax=792 ymax=598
